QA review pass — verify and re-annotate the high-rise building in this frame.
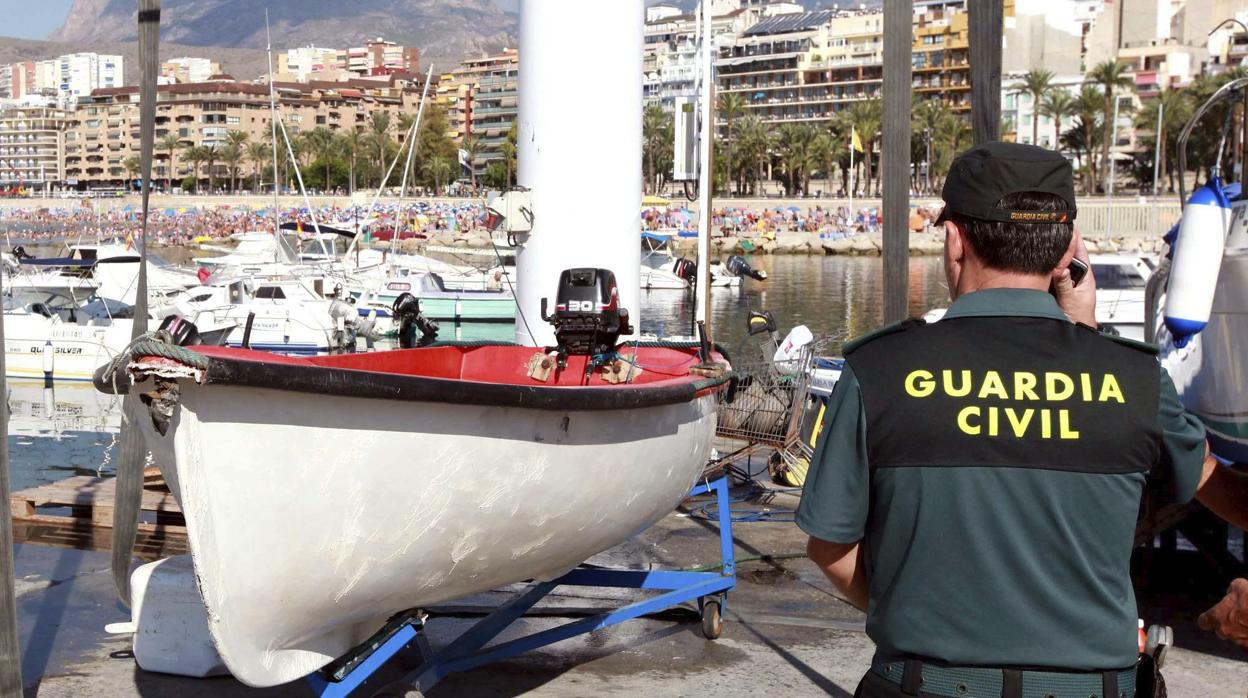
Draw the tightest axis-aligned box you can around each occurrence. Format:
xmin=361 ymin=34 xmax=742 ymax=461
xmin=161 ymin=57 xmax=221 ymax=85
xmin=912 ymin=0 xmax=974 ymax=111
xmin=438 ymin=48 xmax=518 ymax=176
xmin=0 ymin=106 xmax=73 ymax=189
xmin=278 ymin=46 xmax=346 ymax=82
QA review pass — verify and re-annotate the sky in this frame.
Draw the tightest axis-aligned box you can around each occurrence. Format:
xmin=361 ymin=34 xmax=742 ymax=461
xmin=0 ymin=0 xmax=72 ymax=40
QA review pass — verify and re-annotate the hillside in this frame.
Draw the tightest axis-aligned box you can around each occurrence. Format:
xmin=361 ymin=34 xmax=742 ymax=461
xmin=48 ymin=0 xmax=516 ymax=71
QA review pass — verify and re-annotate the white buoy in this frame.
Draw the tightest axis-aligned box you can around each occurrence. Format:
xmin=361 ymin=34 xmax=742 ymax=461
xmin=514 ymin=0 xmax=643 ymax=346
xmin=1165 ymin=177 xmax=1231 ymax=347
xmin=41 ymin=341 xmax=54 ymax=384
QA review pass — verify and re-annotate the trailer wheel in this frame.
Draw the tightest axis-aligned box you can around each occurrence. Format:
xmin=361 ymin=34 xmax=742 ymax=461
xmin=701 ymin=599 xmax=724 ymax=640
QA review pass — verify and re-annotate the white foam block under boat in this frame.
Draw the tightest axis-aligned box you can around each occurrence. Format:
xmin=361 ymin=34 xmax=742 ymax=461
xmin=112 ymin=344 xmax=727 ymax=686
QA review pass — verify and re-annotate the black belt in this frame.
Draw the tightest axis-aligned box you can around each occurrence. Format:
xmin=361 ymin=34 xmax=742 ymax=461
xmin=873 ymin=658 xmax=1136 ymax=698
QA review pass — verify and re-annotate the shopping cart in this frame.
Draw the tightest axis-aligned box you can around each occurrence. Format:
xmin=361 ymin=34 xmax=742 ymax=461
xmin=710 ymin=311 xmax=822 ymax=485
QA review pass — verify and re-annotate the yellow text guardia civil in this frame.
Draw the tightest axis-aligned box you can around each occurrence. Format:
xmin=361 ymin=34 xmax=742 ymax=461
xmin=904 ymin=369 xmax=1127 ymax=440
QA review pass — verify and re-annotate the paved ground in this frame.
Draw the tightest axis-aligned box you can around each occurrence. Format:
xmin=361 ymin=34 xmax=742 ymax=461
xmin=11 ymin=485 xmax=1248 ymax=697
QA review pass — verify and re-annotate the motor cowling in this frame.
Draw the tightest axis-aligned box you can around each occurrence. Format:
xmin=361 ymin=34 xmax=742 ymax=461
xmin=672 ymin=257 xmax=697 ymax=285
xmin=727 ymin=255 xmax=767 ymax=281
xmin=541 ymin=268 xmax=633 ymax=359
xmin=393 ymin=292 xmax=439 ymax=349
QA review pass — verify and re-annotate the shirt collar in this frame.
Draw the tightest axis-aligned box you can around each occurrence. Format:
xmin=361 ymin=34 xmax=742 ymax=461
xmin=942 ymin=288 xmax=1071 ymax=322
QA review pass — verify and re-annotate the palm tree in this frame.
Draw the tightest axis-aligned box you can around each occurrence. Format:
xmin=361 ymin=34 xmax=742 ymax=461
xmin=1038 ymin=89 xmax=1077 ymax=150
xmin=845 ymin=98 xmax=882 ymax=196
xmin=501 ymin=122 xmax=518 ymax=187
xmin=222 ymin=130 xmax=249 ymax=191
xmin=911 ymin=98 xmax=954 ymax=194
xmin=246 ymin=141 xmax=270 ymax=192
xmin=396 ymin=114 xmax=418 ymax=195
xmin=734 ymin=115 xmax=774 ymax=196
xmin=182 ymin=145 xmax=205 ymax=192
xmin=368 ymin=112 xmax=392 ymax=187
xmin=775 ymin=123 xmax=818 ymax=196
xmin=338 ymin=127 xmax=367 ymax=194
xmin=200 ymin=143 xmax=221 ymax=192
xmin=123 ymin=155 xmax=141 ymax=189
xmin=1086 ymin=60 xmax=1134 ymax=189
xmin=718 ymin=91 xmax=746 ymax=195
xmin=422 ymin=156 xmax=453 ymax=193
xmin=642 ymin=105 xmax=669 ymax=194
xmin=157 ymin=134 xmax=181 ymax=191
xmin=1135 ymin=88 xmax=1189 ymax=194
xmin=1019 ymin=69 xmax=1054 ymax=147
xmin=460 ymin=135 xmax=483 ymax=190
xmin=304 ymin=127 xmax=338 ymax=192
xmin=1073 ymin=85 xmax=1105 ymax=193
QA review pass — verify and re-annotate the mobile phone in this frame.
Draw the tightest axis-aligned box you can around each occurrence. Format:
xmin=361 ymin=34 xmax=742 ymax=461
xmin=1069 ymin=258 xmax=1089 ymax=287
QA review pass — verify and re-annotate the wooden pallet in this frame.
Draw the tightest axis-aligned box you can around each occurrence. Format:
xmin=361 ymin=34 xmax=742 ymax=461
xmin=10 ymin=469 xmax=187 ymax=560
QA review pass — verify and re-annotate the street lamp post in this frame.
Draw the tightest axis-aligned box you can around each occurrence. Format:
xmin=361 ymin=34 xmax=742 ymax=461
xmin=1153 ymin=98 xmax=1164 ymax=199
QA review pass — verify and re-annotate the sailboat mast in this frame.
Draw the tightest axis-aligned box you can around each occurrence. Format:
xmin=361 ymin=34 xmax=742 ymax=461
xmin=266 ymin=11 xmax=280 ymax=237
xmin=694 ymin=0 xmax=713 ymax=337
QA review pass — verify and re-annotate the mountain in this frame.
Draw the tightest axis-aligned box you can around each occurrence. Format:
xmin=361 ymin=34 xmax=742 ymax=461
xmin=47 ymin=0 xmax=517 ymax=71
xmin=0 ymin=36 xmax=268 ymax=84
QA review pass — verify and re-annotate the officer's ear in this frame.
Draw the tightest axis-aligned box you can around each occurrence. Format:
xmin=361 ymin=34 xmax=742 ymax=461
xmin=943 ymin=220 xmax=964 ymax=263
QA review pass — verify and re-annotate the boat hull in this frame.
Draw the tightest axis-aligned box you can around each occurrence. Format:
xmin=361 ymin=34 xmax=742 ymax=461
xmin=3 ymin=315 xmax=132 ymax=381
xmin=138 ymin=378 xmax=718 ymax=687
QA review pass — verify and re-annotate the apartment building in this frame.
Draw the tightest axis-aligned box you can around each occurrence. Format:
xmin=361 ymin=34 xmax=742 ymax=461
xmin=912 ymin=0 xmax=972 ymax=111
xmin=278 ymin=38 xmax=420 ymax=84
xmin=161 ymin=58 xmax=221 ymax=85
xmin=437 ymin=49 xmax=518 ymax=175
xmin=0 ymin=106 xmax=72 ymax=189
xmin=61 ymin=76 xmax=426 ymax=189
xmin=715 ymin=10 xmax=885 ymax=126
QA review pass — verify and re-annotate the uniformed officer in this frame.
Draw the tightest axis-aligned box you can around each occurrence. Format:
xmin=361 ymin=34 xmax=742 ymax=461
xmin=797 ymin=142 xmax=1209 ymax=698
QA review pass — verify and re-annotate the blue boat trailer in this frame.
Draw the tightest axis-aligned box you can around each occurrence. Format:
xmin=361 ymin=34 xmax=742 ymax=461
xmin=305 ymin=475 xmax=737 ymax=697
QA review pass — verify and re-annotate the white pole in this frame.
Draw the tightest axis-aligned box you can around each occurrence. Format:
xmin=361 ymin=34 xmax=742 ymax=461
xmin=694 ymin=0 xmax=713 ymax=332
xmin=514 ymin=0 xmax=642 ymax=347
xmin=1153 ymin=98 xmax=1164 ymax=199
xmin=1107 ymin=95 xmax=1122 ymax=237
xmin=266 ymin=11 xmax=280 ymax=234
xmin=849 ymin=124 xmax=855 ymax=227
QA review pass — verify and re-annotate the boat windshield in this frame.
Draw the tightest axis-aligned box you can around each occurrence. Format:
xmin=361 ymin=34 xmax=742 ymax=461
xmin=1092 ymin=264 xmax=1147 ymax=290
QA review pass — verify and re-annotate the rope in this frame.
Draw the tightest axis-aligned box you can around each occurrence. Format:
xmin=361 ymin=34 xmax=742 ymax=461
xmin=99 ymin=331 xmax=210 ymax=391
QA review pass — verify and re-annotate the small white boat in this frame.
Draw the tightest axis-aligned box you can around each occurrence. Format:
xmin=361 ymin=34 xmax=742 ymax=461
xmin=105 ymin=342 xmax=728 ymax=686
xmin=158 ymin=276 xmax=341 ymax=355
xmin=2 ymin=295 xmax=233 ymax=381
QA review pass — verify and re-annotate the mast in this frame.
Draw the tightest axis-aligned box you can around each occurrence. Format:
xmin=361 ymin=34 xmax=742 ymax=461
xmin=514 ymin=0 xmax=642 ymax=346
xmin=266 ymin=11 xmax=280 ymax=238
xmin=694 ymin=0 xmax=713 ymax=338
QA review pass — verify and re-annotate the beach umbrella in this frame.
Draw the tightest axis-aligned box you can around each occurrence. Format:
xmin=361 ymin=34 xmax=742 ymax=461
xmin=787 ymin=206 xmax=800 ymax=212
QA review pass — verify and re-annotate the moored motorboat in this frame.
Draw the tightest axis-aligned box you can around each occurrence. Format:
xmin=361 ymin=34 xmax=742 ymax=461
xmin=101 ymin=340 xmax=729 ymax=686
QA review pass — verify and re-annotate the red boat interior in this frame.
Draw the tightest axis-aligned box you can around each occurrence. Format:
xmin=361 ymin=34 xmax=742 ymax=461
xmin=186 ymin=344 xmax=719 ymax=388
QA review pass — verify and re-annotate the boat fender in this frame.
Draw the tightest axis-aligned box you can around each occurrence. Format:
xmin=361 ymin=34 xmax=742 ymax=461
xmin=41 ymin=341 xmax=54 ymax=379
xmin=1164 ymin=176 xmax=1231 ymax=347
xmin=842 ymin=318 xmax=926 ymax=356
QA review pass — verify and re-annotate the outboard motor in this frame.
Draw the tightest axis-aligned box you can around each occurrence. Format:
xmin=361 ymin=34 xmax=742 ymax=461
xmin=328 ymin=294 xmax=383 ymax=354
xmin=11 ymin=245 xmax=31 ymax=261
xmin=726 ymin=255 xmax=767 ymax=281
xmin=540 ymin=268 xmax=633 ymax=368
xmin=672 ymin=257 xmax=697 ymax=285
xmin=158 ymin=315 xmax=204 ymax=346
xmin=393 ymin=292 xmax=439 ymax=349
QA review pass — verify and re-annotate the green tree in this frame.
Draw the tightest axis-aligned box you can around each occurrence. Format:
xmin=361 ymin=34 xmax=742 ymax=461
xmin=202 ymin=143 xmax=221 ymax=191
xmin=718 ymin=91 xmax=746 ymax=195
xmin=369 ymin=112 xmax=392 ymax=187
xmin=775 ymin=123 xmax=818 ymax=196
xmin=500 ymin=122 xmax=518 ymax=187
xmin=304 ymin=127 xmax=338 ymax=193
xmin=224 ymin=130 xmax=249 ymax=191
xmin=422 ymin=156 xmax=453 ymax=193
xmin=1038 ymin=89 xmax=1077 ymax=150
xmin=412 ymin=103 xmax=458 ymax=191
xmin=246 ymin=141 xmax=270 ymax=192
xmin=123 ymin=155 xmax=141 ymax=188
xmin=642 ymin=105 xmax=671 ymax=194
xmin=1070 ymin=85 xmax=1105 ymax=194
xmin=734 ymin=115 xmax=775 ymax=196
xmin=182 ymin=145 xmax=205 ymax=192
xmin=1135 ymin=88 xmax=1190 ymax=194
xmin=338 ymin=127 xmax=367 ymax=194
xmin=157 ymin=133 xmax=181 ymax=191
xmin=1019 ymin=69 xmax=1054 ymax=147
xmin=845 ymin=98 xmax=882 ymax=196
xmin=1086 ymin=60 xmax=1134 ymax=189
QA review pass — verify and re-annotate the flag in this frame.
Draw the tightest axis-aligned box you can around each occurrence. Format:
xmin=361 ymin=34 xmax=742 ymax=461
xmin=851 ymin=126 xmax=863 ymax=153
xmin=197 ymin=267 xmax=211 ymax=284
xmin=124 ymin=232 xmax=134 ymax=250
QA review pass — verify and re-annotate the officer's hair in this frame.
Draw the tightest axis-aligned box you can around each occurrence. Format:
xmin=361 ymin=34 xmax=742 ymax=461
xmin=954 ymin=192 xmax=1073 ymax=275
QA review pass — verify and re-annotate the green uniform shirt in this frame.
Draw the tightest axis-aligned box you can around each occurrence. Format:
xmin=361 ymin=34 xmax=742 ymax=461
xmin=796 ymin=288 xmax=1207 ymax=670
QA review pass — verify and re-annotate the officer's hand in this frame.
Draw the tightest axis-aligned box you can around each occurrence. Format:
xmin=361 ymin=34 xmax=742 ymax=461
xmin=1198 ymin=577 xmax=1248 ymax=647
xmin=1052 ymin=228 xmax=1097 ymax=327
